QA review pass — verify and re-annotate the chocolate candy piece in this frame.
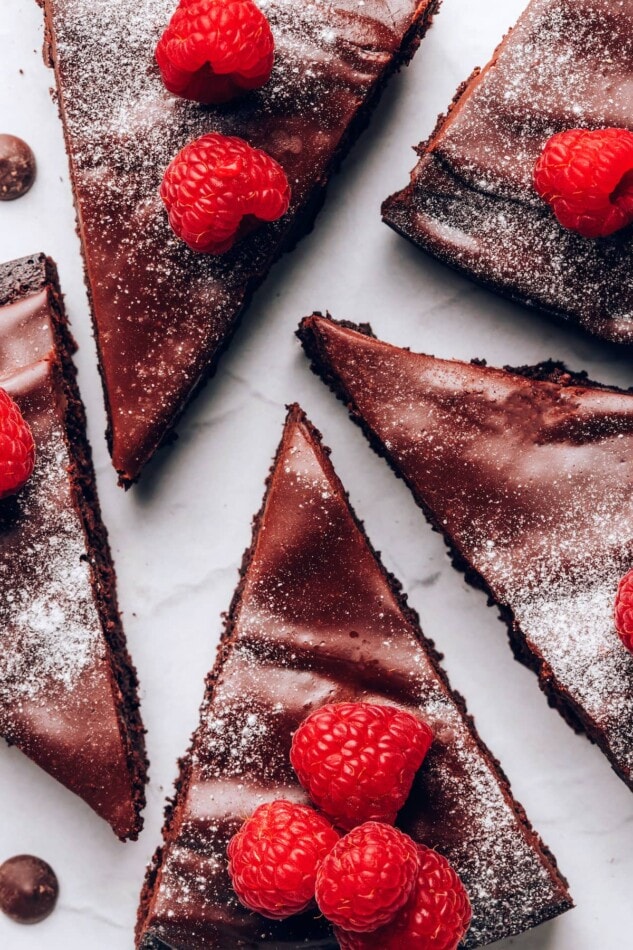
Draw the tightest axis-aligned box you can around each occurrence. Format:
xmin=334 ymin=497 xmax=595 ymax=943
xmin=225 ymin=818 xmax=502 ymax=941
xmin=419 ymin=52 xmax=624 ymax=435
xmin=0 ymin=855 xmax=59 ymax=924
xmin=0 ymin=135 xmax=36 ymax=201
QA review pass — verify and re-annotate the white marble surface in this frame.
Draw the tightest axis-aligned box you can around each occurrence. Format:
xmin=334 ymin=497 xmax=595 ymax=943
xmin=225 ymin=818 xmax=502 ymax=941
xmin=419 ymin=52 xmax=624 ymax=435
xmin=0 ymin=0 xmax=632 ymax=946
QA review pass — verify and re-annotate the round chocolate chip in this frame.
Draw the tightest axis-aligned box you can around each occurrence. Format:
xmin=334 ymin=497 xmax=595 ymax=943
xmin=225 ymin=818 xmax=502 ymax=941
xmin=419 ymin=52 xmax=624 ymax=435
xmin=0 ymin=135 xmax=37 ymax=201
xmin=0 ymin=854 xmax=59 ymax=924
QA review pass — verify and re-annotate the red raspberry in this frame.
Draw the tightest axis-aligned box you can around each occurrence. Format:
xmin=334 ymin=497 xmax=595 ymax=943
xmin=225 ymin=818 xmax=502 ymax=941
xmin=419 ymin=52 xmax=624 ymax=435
xmin=334 ymin=844 xmax=472 ymax=950
xmin=160 ymin=132 xmax=291 ymax=254
xmin=315 ymin=822 xmax=419 ymax=933
xmin=290 ymin=702 xmax=433 ymax=830
xmin=0 ymin=388 xmax=35 ymax=500
xmin=155 ymin=0 xmax=274 ymax=104
xmin=226 ymin=800 xmax=339 ymax=919
xmin=533 ymin=128 xmax=633 ymax=238
xmin=615 ymin=569 xmax=633 ymax=652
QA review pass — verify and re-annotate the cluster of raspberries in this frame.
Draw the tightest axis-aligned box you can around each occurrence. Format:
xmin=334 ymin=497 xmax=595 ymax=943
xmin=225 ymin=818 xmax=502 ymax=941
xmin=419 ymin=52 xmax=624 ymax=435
xmin=226 ymin=702 xmax=472 ymax=949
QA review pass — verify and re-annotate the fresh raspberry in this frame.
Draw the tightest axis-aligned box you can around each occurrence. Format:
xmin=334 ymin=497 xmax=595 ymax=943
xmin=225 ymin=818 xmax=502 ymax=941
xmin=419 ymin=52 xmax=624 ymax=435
xmin=533 ymin=128 xmax=633 ymax=238
xmin=0 ymin=388 xmax=35 ymax=500
xmin=334 ymin=844 xmax=472 ymax=950
xmin=315 ymin=822 xmax=420 ymax=933
xmin=226 ymin=800 xmax=339 ymax=920
xmin=615 ymin=569 xmax=633 ymax=652
xmin=160 ymin=132 xmax=291 ymax=254
xmin=290 ymin=702 xmax=433 ymax=830
xmin=155 ymin=0 xmax=275 ymax=104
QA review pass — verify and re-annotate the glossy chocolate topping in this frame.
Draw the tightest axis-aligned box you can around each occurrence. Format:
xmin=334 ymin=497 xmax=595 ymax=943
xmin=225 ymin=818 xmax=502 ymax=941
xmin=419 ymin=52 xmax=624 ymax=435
xmin=0 ymin=254 xmax=147 ymax=839
xmin=0 ymin=135 xmax=36 ymax=201
xmin=136 ymin=406 xmax=571 ymax=950
xmin=383 ymin=0 xmax=633 ymax=345
xmin=299 ymin=314 xmax=633 ymax=786
xmin=0 ymin=855 xmax=58 ymax=924
xmin=42 ymin=0 xmax=438 ymax=485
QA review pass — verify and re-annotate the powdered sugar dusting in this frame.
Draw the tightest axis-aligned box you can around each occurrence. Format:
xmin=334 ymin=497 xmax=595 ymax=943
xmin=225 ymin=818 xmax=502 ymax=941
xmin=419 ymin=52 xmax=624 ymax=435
xmin=307 ymin=323 xmax=633 ymax=782
xmin=47 ymin=0 xmax=421 ymax=471
xmin=144 ymin=421 xmax=568 ymax=948
xmin=386 ymin=0 xmax=633 ymax=343
xmin=152 ymin=611 xmax=564 ymax=948
xmin=462 ymin=429 xmax=633 ymax=772
xmin=55 ymin=0 xmax=360 ymax=172
xmin=477 ymin=524 xmax=633 ymax=772
xmin=0 ymin=393 xmax=100 ymax=714
xmin=438 ymin=0 xmax=633 ymax=198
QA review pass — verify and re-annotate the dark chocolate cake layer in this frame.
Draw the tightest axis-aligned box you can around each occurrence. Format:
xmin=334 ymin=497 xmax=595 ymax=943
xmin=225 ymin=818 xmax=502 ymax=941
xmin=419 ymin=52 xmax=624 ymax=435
xmin=40 ymin=0 xmax=439 ymax=485
xmin=136 ymin=405 xmax=571 ymax=950
xmin=299 ymin=314 xmax=633 ymax=788
xmin=383 ymin=0 xmax=633 ymax=346
xmin=0 ymin=254 xmax=147 ymax=840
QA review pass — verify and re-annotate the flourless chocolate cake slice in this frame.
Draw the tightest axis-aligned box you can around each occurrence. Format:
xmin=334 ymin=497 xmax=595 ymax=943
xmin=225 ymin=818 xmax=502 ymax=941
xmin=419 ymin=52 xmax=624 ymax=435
xmin=40 ymin=0 xmax=440 ymax=486
xmin=299 ymin=314 xmax=633 ymax=788
xmin=382 ymin=0 xmax=633 ymax=346
xmin=136 ymin=405 xmax=571 ymax=949
xmin=0 ymin=254 xmax=147 ymax=840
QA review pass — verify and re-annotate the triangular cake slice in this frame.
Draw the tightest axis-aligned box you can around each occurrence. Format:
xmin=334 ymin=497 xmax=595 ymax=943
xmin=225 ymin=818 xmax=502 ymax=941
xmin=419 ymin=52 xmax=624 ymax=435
xmin=136 ymin=405 xmax=571 ymax=949
xmin=41 ymin=0 xmax=440 ymax=485
xmin=0 ymin=254 xmax=147 ymax=839
xmin=299 ymin=314 xmax=633 ymax=787
xmin=382 ymin=0 xmax=633 ymax=345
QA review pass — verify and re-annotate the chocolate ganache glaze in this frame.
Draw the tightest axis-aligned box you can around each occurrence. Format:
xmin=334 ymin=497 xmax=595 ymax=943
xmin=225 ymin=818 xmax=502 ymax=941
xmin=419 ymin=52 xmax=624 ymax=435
xmin=383 ymin=0 xmax=633 ymax=345
xmin=0 ymin=254 xmax=147 ymax=840
xmin=136 ymin=406 xmax=571 ymax=950
xmin=39 ymin=0 xmax=440 ymax=485
xmin=298 ymin=314 xmax=633 ymax=788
